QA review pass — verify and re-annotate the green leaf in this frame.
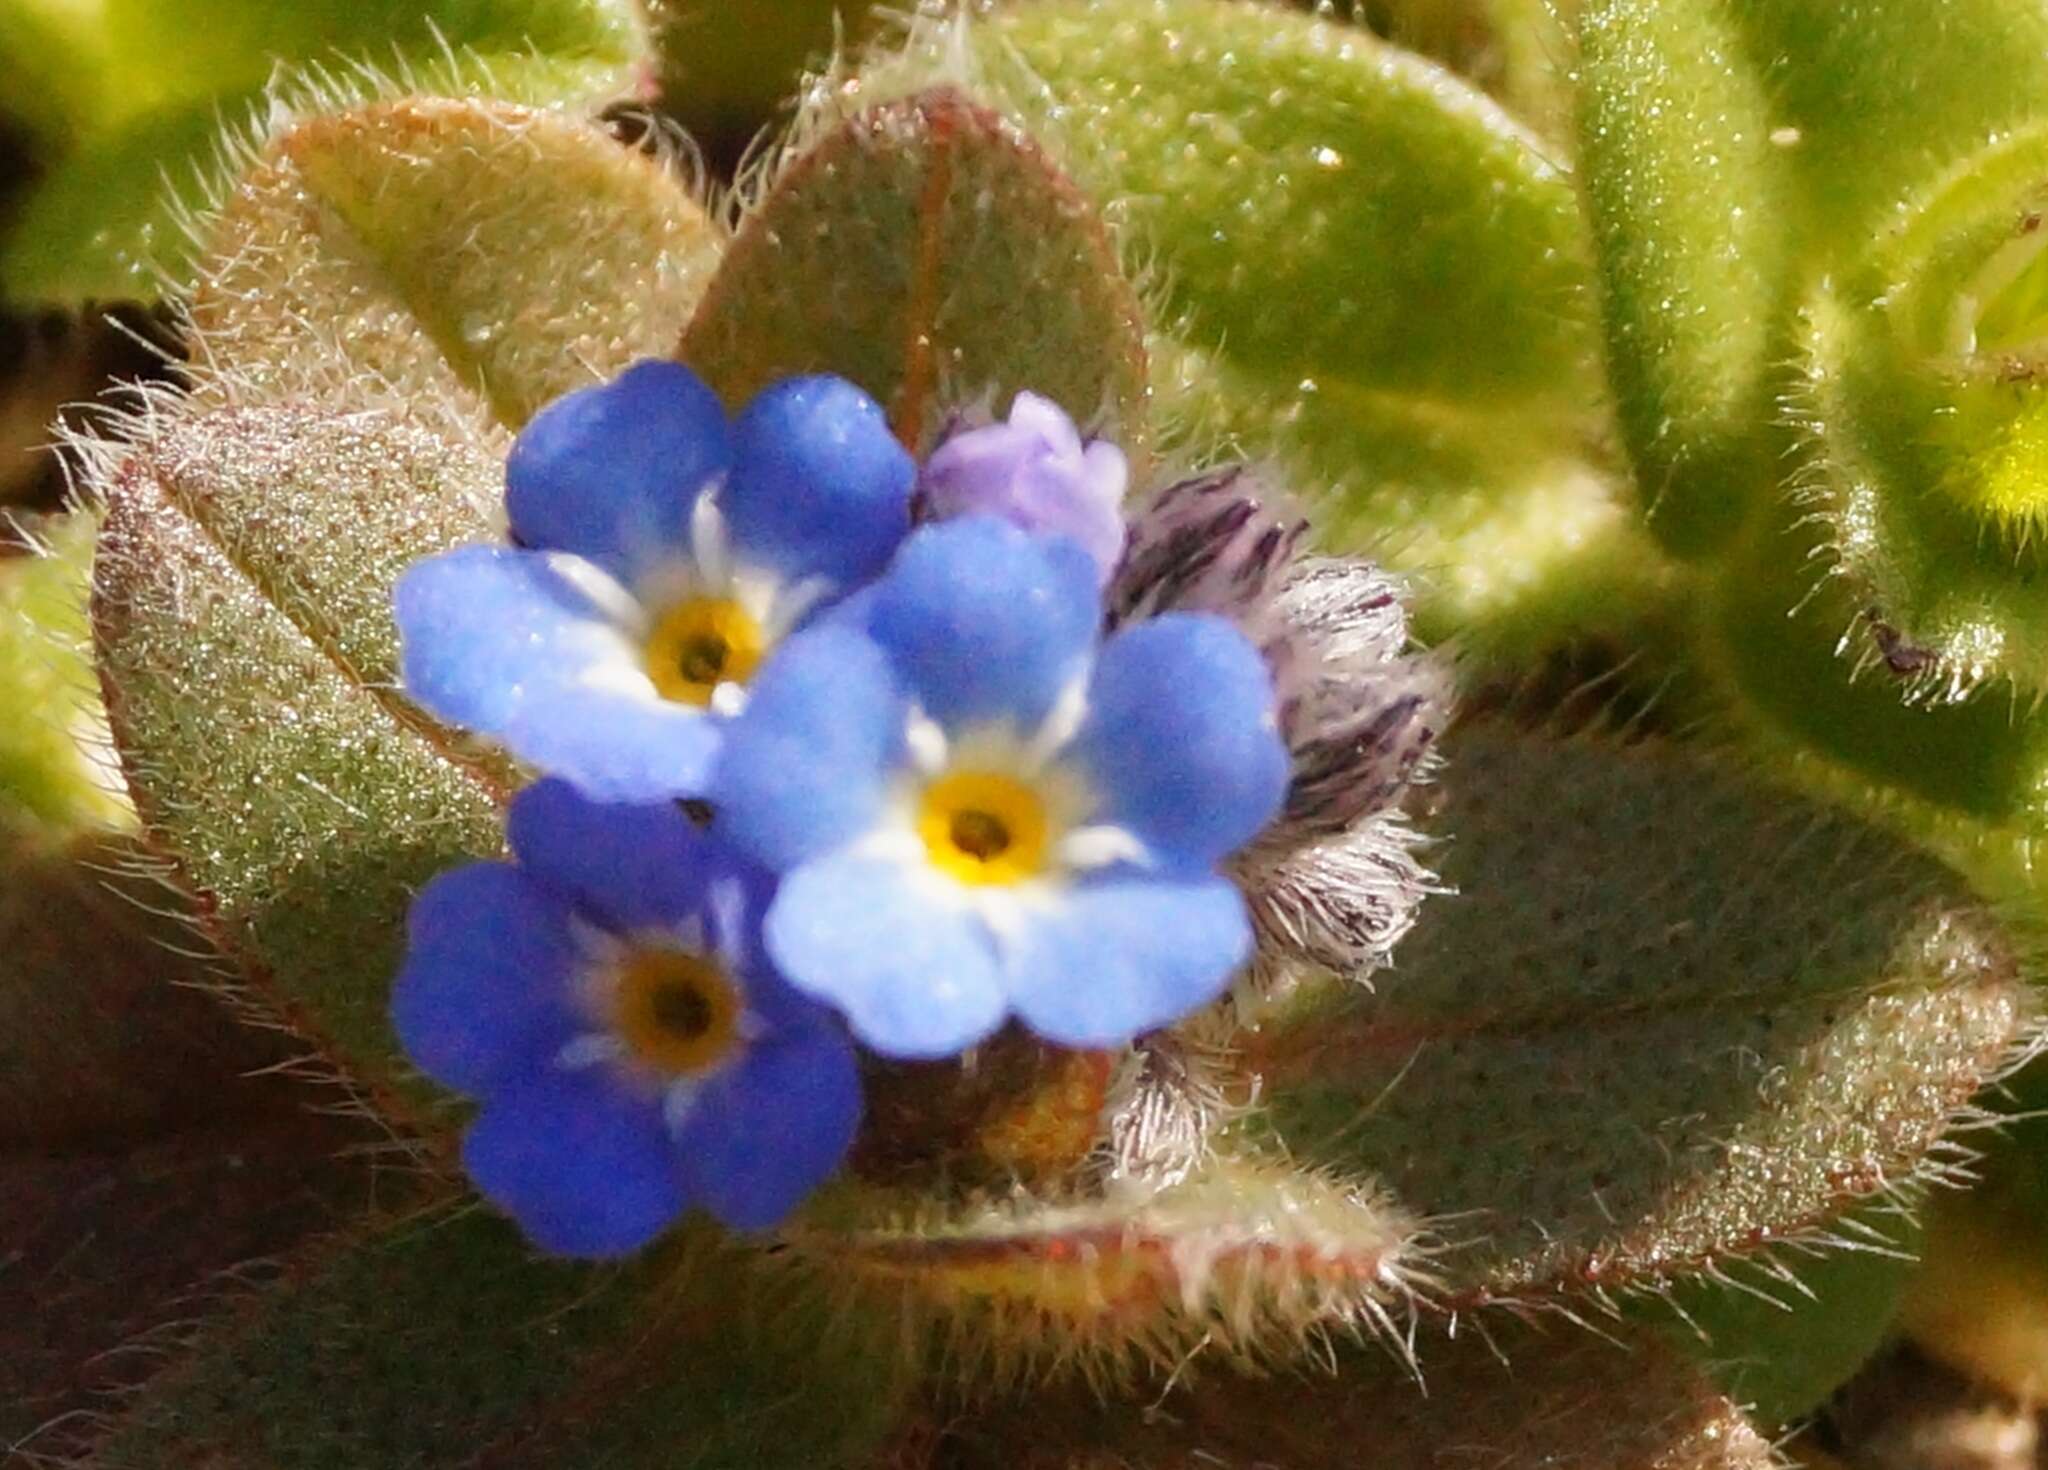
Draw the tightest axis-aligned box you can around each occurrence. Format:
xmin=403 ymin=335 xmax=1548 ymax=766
xmin=1704 ymin=502 xmax=2048 ymax=849
xmin=0 ymin=826 xmax=302 ymax=1148
xmin=921 ymin=1325 xmax=1777 ymax=1470
xmin=1898 ymin=1055 xmax=2048 ymax=1401
xmin=94 ymin=1211 xmax=912 ymax=1468
xmin=1787 ymin=123 xmax=2048 ymax=701
xmin=185 ymin=96 xmax=723 ymax=430
xmin=648 ymin=0 xmax=885 ymax=137
xmin=1731 ymin=0 xmax=2048 ymax=246
xmin=1576 ymin=0 xmax=1792 ymax=557
xmin=1244 ymin=720 xmax=2030 ymax=1304
xmin=87 ymin=98 xmax=725 ymax=1111
xmin=680 ymin=87 xmax=1148 ymax=454
xmin=0 ymin=1105 xmax=374 ymax=1453
xmin=1643 ymin=1232 xmax=1921 ymax=1430
xmin=0 ymin=516 xmax=126 ymax=832
xmin=0 ymin=0 xmax=650 ymax=303
xmin=879 ymin=0 xmax=1644 ymax=662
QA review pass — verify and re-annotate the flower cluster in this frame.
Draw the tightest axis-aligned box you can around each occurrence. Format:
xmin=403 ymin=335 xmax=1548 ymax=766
xmin=390 ymin=361 xmax=1442 ymax=1255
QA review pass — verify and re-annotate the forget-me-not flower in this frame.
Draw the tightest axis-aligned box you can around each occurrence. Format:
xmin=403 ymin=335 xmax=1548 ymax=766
xmin=395 ymin=360 xmax=914 ymax=803
xmin=710 ymin=514 xmax=1290 ymax=1059
xmin=391 ymin=779 xmax=861 ymax=1256
xmin=920 ymin=392 xmax=1129 ymax=584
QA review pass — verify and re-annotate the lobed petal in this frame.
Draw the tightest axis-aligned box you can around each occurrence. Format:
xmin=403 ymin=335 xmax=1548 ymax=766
xmin=711 ymin=625 xmax=905 ymax=871
xmin=463 ymin=1064 xmax=688 ymax=1258
xmin=506 ymin=778 xmax=734 ymax=933
xmin=390 ymin=863 xmax=582 ymax=1098
xmin=504 ymin=359 xmax=731 ymax=582
xmin=396 ymin=545 xmax=723 ymax=802
xmin=676 ymin=1025 xmax=863 ymax=1231
xmin=1000 ymin=874 xmax=1252 ymax=1048
xmin=723 ymin=375 xmax=914 ymax=589
xmin=1072 ymin=612 xmax=1290 ymax=869
xmin=763 ymin=854 xmax=1007 ymax=1058
xmin=867 ymin=515 xmax=1100 ymax=732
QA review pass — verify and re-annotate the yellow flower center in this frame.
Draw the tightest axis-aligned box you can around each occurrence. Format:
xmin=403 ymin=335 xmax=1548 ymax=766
xmin=643 ymin=597 xmax=766 ymax=706
xmin=613 ymin=947 xmax=743 ymax=1077
xmin=918 ymin=770 xmax=1051 ymax=886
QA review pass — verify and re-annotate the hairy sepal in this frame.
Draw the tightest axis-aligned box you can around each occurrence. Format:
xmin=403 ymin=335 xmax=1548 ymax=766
xmin=790 ymin=1157 xmax=1434 ymax=1384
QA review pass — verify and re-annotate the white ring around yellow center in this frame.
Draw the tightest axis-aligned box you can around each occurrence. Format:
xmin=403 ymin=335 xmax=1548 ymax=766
xmin=643 ymin=596 xmax=765 ymax=706
xmin=917 ymin=769 xmax=1052 ymax=886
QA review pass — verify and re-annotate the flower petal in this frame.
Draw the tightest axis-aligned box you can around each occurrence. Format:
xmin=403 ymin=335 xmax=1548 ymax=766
xmin=711 ymin=625 xmax=905 ymax=871
xmin=1000 ymin=874 xmax=1251 ymax=1048
xmin=504 ymin=359 xmax=731 ymax=581
xmin=396 ymin=544 xmax=636 ymax=733
xmin=723 ymin=375 xmax=913 ymax=588
xmin=675 ymin=1025 xmax=862 ymax=1230
xmin=764 ymin=854 xmax=1007 ymax=1058
xmin=867 ymin=515 xmax=1100 ymax=732
xmin=396 ymin=545 xmax=724 ymax=802
xmin=507 ymin=778 xmax=739 ymax=932
xmin=390 ymin=863 xmax=582 ymax=1097
xmin=1071 ymin=612 xmax=1290 ymax=868
xmin=463 ymin=1064 xmax=687 ymax=1258
xmin=922 ymin=394 xmax=1127 ymax=582
xmin=504 ymin=694 xmax=722 ymax=805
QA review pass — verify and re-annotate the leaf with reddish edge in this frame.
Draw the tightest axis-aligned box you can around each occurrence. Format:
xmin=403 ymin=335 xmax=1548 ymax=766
xmin=86 ymin=96 xmax=724 ymax=1119
xmin=679 ymin=87 xmax=1148 ymax=457
xmin=887 ymin=1324 xmax=1776 ymax=1470
xmin=91 ymin=1210 xmax=913 ymax=1470
xmin=1244 ymin=719 xmax=2032 ymax=1306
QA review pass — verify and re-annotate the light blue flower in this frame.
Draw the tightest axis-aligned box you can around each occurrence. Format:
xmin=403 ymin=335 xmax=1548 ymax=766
xmin=390 ymin=779 xmax=862 ymax=1256
xmin=711 ymin=515 xmax=1290 ymax=1059
xmin=394 ymin=361 xmax=914 ymax=803
xmin=920 ymin=392 xmax=1129 ymax=583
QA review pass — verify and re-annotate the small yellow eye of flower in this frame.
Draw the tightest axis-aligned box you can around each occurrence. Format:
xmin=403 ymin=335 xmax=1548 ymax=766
xmin=918 ymin=770 xmax=1051 ymax=886
xmin=614 ymin=948 xmax=742 ymax=1076
xmin=644 ymin=597 xmax=766 ymax=706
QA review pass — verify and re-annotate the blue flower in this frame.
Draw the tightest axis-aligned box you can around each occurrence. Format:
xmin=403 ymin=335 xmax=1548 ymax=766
xmin=395 ymin=361 xmax=915 ymax=803
xmin=920 ymin=393 xmax=1129 ymax=584
xmin=390 ymin=779 xmax=862 ymax=1255
xmin=711 ymin=515 xmax=1290 ymax=1059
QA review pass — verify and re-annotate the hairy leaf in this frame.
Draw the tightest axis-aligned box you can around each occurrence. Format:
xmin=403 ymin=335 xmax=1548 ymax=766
xmin=882 ymin=0 xmax=1639 ymax=660
xmin=88 ymin=98 xmax=724 ymax=1110
xmin=1643 ymin=1231 xmax=1921 ymax=1430
xmin=915 ymin=1325 xmax=1776 ymax=1470
xmin=1789 ymin=123 xmax=2048 ymax=702
xmin=681 ymin=87 xmax=1147 ymax=454
xmin=0 ymin=516 xmax=125 ymax=831
xmin=0 ymin=1103 xmax=374 ymax=1454
xmin=1731 ymin=0 xmax=2048 ymax=245
xmin=186 ymin=96 xmax=723 ymax=434
xmin=0 ymin=0 xmax=650 ymax=302
xmin=0 ymin=827 xmax=298 ymax=1148
xmin=95 ymin=1211 xmax=911 ymax=1468
xmin=1705 ymin=505 xmax=2048 ymax=846
xmin=1247 ymin=720 xmax=2030 ymax=1303
xmin=1576 ymin=0 xmax=1791 ymax=557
